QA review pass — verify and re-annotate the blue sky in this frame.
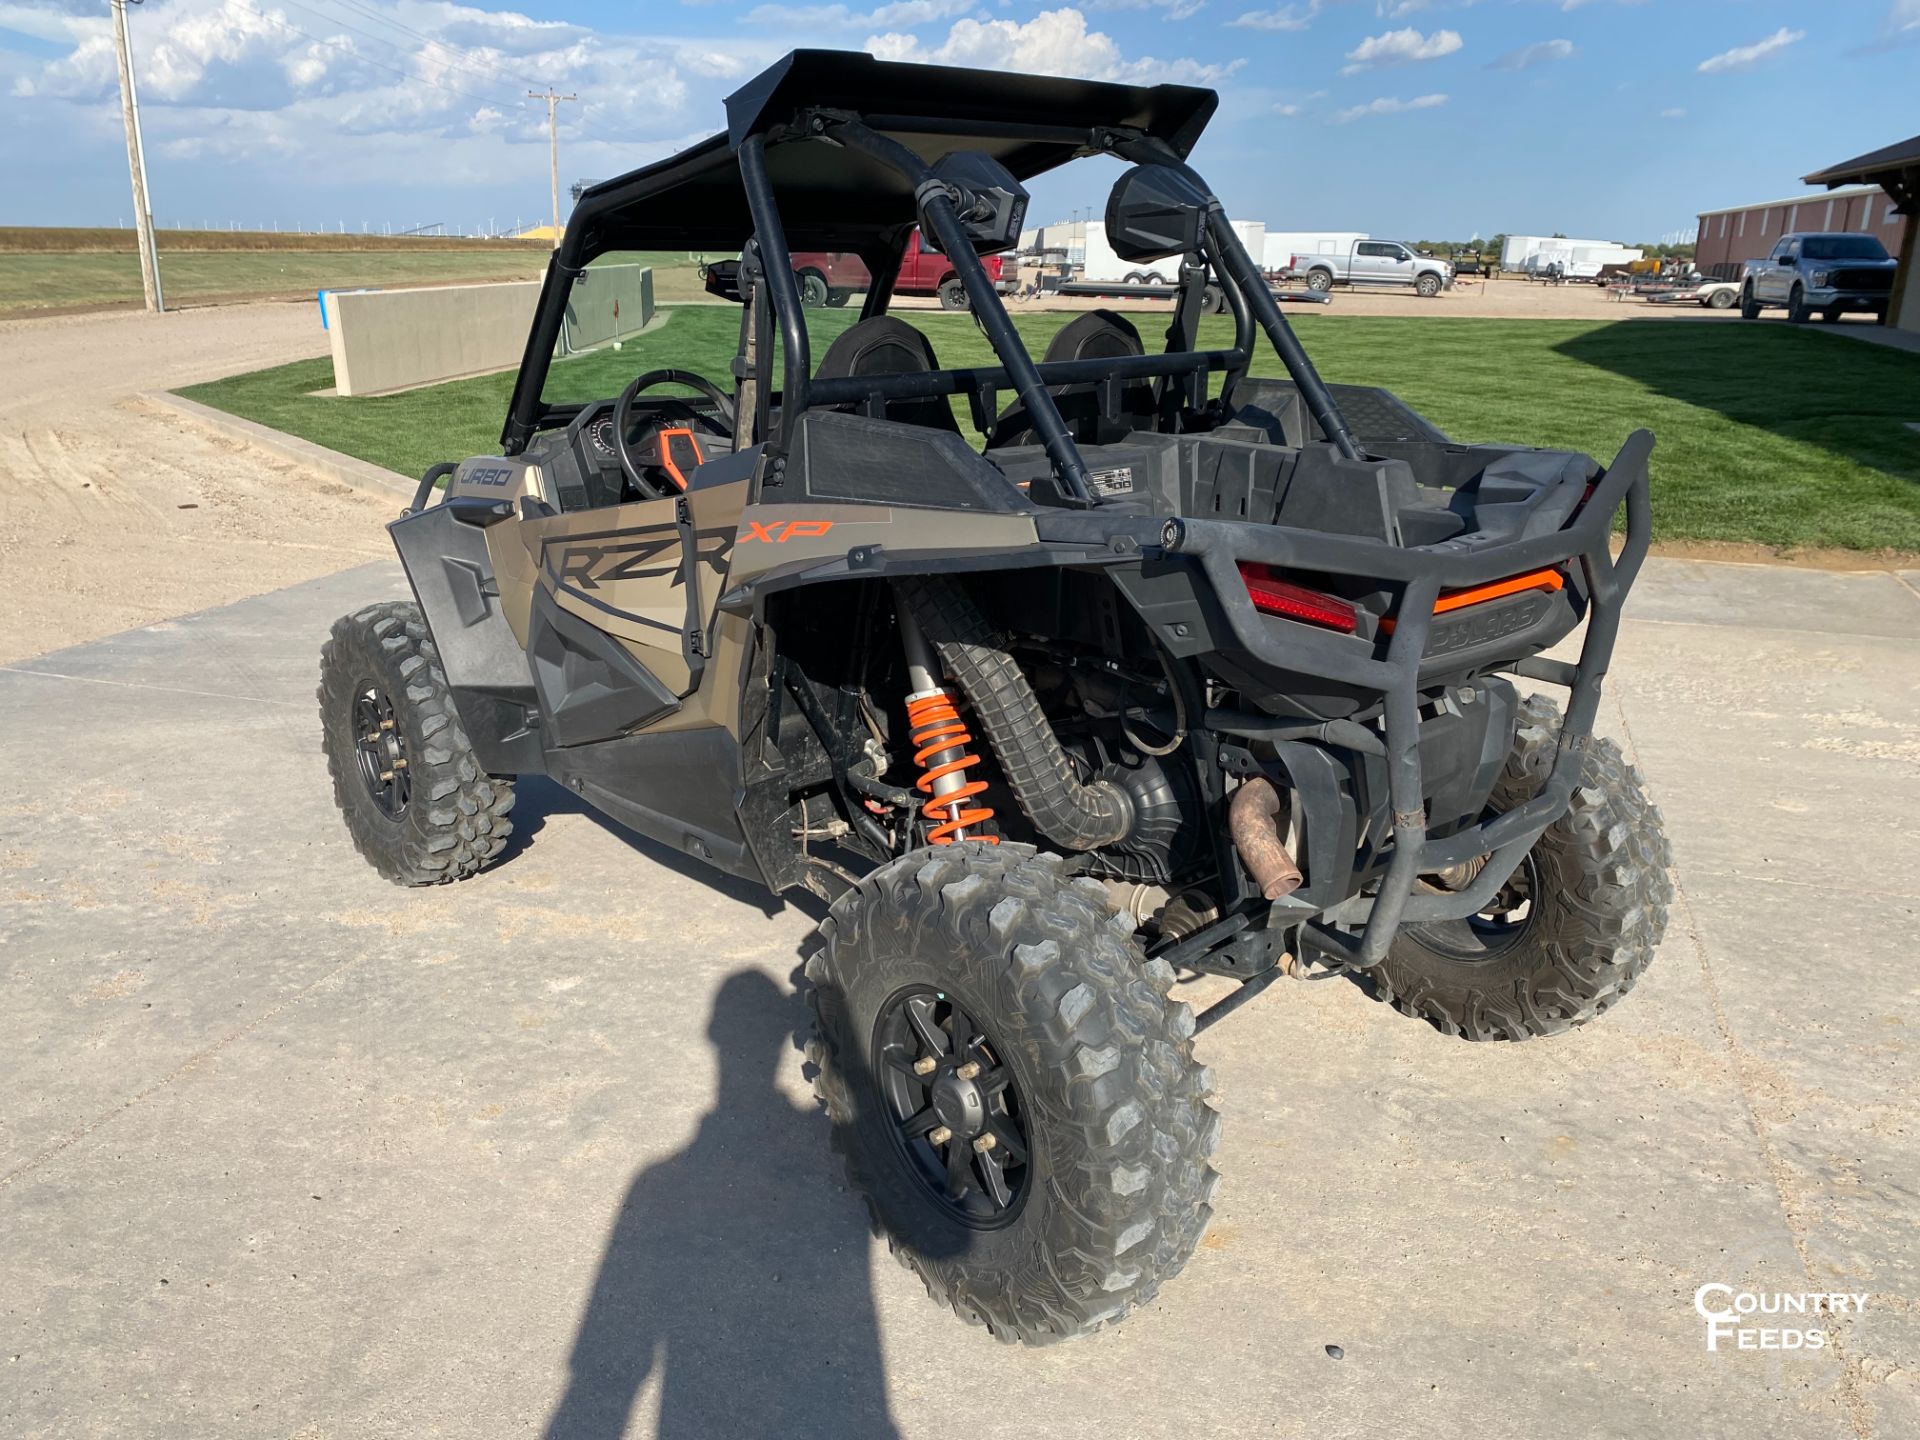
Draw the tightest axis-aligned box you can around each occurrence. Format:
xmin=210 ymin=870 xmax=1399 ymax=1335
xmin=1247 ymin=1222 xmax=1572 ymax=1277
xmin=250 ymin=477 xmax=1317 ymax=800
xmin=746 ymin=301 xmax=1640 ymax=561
xmin=1 ymin=0 xmax=1915 ymax=240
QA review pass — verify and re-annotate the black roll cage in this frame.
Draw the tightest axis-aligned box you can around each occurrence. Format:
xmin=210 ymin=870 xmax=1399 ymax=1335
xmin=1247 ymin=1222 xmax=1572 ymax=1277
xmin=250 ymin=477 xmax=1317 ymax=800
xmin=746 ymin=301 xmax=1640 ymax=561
xmin=501 ymin=93 xmax=1362 ymax=495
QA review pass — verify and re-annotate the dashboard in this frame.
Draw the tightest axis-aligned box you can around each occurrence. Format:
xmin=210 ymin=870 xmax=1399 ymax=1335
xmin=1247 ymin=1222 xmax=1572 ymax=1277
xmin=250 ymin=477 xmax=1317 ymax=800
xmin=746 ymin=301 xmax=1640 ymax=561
xmin=535 ymin=397 xmax=734 ymax=511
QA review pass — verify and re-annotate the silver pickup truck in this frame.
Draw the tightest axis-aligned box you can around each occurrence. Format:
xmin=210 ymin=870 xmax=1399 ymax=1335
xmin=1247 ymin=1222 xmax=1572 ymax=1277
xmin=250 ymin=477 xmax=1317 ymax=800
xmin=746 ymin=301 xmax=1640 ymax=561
xmin=1739 ymin=232 xmax=1897 ymax=324
xmin=1294 ymin=240 xmax=1453 ymax=298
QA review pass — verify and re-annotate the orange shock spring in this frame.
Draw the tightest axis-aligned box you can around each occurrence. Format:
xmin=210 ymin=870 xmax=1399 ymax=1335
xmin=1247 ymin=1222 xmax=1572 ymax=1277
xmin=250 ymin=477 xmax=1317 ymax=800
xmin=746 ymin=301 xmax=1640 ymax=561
xmin=904 ymin=688 xmax=997 ymax=846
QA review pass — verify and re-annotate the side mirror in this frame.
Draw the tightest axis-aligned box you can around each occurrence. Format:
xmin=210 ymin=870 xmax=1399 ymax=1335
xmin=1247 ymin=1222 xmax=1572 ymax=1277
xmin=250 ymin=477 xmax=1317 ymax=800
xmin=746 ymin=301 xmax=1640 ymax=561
xmin=1104 ymin=163 xmax=1210 ymax=262
xmin=919 ymin=152 xmax=1028 ymax=256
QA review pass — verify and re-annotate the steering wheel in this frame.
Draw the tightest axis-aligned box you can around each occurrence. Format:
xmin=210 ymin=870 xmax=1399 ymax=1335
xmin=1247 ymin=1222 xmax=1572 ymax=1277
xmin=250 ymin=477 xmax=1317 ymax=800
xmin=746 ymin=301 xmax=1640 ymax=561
xmin=613 ymin=369 xmax=735 ymax=499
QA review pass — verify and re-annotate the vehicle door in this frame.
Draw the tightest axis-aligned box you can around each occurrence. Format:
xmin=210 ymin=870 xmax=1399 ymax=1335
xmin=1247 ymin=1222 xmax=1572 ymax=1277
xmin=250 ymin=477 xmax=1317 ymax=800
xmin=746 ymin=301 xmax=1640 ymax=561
xmin=1757 ymin=239 xmax=1793 ymax=301
xmin=499 ymin=460 xmax=749 ymax=722
xmin=1381 ymin=243 xmax=1418 ymax=288
xmin=1352 ymin=241 xmax=1394 ymax=285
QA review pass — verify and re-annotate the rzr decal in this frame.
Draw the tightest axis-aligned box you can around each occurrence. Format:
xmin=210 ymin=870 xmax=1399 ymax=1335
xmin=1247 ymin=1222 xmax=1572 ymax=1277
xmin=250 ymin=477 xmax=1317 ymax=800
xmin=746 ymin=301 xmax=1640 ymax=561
xmin=741 ymin=518 xmax=835 ymax=544
xmin=539 ymin=523 xmax=735 ymax=635
xmin=545 ymin=528 xmax=735 ymax=592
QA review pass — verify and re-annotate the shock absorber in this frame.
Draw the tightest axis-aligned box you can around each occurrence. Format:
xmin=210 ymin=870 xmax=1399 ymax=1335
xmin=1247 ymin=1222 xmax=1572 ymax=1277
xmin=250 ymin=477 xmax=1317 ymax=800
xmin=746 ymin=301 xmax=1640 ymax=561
xmin=896 ymin=593 xmax=996 ymax=846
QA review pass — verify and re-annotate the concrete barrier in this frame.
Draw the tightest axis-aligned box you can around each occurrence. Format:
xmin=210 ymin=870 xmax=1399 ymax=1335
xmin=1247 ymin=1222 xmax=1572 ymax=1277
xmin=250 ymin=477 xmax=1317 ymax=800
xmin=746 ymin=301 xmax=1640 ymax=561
xmin=324 ymin=280 xmax=542 ymax=397
xmin=563 ymin=264 xmax=655 ymax=353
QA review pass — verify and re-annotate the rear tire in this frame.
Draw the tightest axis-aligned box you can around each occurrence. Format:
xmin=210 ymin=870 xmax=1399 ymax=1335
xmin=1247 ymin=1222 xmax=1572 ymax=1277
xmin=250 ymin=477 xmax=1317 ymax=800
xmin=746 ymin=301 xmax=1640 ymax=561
xmin=798 ymin=271 xmax=830 ymax=308
xmin=1305 ymin=268 xmax=1334 ymax=293
xmin=1739 ymin=286 xmax=1761 ymax=320
xmin=1375 ymin=696 xmax=1673 ymax=1041
xmin=805 ymin=843 xmax=1220 ymax=1344
xmin=937 ymin=277 xmax=970 ymax=311
xmin=318 ymin=602 xmax=514 ymax=886
xmin=1707 ymin=287 xmax=1736 ymax=309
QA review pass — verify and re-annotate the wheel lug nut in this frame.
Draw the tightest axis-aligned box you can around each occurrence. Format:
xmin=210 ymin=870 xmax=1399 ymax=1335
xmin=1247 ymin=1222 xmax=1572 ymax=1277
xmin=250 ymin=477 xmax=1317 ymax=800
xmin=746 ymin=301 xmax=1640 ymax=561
xmin=929 ymin=1126 xmax=952 ymax=1146
xmin=913 ymin=1056 xmax=937 ymax=1076
xmin=955 ymin=1061 xmax=980 ymax=1081
xmin=972 ymin=1133 xmax=997 ymax=1153
xmin=379 ymin=719 xmax=395 ymax=731
xmin=379 ymin=770 xmax=394 ymax=782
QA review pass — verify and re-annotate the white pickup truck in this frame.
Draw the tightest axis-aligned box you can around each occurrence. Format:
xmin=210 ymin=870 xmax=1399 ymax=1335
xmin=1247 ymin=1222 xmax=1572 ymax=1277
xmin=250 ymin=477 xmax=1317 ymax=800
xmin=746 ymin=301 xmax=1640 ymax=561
xmin=1293 ymin=240 xmax=1453 ymax=297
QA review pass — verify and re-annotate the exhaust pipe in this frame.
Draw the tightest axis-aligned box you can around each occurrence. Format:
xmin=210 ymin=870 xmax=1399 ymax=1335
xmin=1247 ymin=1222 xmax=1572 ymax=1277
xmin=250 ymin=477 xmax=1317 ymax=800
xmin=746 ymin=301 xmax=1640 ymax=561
xmin=1229 ymin=776 xmax=1303 ymax=901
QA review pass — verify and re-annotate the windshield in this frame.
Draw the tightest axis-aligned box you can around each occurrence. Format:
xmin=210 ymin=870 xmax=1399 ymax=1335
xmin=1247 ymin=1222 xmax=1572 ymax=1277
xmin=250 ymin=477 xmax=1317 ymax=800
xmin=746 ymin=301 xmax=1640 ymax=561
xmin=1801 ymin=235 xmax=1890 ymax=261
xmin=537 ymin=246 xmax=879 ymax=409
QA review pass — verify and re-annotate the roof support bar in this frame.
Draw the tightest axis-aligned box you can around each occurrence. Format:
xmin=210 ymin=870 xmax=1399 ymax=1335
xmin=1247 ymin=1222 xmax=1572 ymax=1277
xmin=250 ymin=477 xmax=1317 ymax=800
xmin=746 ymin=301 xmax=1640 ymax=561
xmin=811 ymin=114 xmax=1096 ymax=506
xmin=738 ymin=133 xmax=810 ymax=438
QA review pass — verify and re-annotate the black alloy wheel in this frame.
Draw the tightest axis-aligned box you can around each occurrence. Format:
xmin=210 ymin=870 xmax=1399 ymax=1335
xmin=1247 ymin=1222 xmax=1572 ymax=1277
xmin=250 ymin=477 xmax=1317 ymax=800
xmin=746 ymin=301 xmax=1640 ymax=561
xmin=1405 ymin=850 xmax=1539 ymax=963
xmin=351 ymin=681 xmax=410 ymax=820
xmin=873 ymin=986 xmax=1030 ymax=1226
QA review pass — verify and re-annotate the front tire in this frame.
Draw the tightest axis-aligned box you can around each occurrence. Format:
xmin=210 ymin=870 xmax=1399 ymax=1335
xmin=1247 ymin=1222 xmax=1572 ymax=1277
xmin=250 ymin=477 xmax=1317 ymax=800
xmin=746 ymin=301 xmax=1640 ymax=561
xmin=1786 ymin=284 xmax=1809 ymax=323
xmin=1415 ymin=272 xmax=1442 ymax=298
xmin=806 ymin=843 xmax=1220 ymax=1344
xmin=1376 ymin=696 xmax=1673 ymax=1041
xmin=318 ymin=602 xmax=514 ymax=886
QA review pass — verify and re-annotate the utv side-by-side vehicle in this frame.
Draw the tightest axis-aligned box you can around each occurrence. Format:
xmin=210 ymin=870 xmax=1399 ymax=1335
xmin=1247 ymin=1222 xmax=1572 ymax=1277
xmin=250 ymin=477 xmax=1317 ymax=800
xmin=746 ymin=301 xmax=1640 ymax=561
xmin=319 ymin=51 xmax=1673 ymax=1344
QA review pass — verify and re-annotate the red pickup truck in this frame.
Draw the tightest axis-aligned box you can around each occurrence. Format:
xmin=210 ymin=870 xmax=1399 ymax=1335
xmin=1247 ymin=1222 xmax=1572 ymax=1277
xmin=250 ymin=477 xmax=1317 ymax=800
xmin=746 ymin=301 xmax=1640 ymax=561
xmin=789 ymin=228 xmax=1007 ymax=311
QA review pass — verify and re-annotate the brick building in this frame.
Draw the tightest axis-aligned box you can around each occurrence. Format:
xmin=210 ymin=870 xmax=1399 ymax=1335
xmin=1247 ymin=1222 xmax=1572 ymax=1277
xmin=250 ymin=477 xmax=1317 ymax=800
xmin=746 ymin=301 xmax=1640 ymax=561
xmin=1695 ymin=184 xmax=1905 ymax=272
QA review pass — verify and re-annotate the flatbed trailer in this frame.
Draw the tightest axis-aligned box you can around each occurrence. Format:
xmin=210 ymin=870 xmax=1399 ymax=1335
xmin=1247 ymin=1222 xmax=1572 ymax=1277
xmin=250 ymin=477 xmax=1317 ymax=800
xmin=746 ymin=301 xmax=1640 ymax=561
xmin=1047 ymin=278 xmax=1331 ymax=312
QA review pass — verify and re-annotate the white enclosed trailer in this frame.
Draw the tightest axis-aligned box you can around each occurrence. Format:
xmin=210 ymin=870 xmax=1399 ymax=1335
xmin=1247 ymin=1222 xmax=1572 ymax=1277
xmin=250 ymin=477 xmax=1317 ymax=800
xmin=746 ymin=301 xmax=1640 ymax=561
xmin=1500 ymin=235 xmax=1643 ymax=276
xmin=1079 ymin=218 xmax=1268 ymax=283
xmin=1263 ymin=231 xmax=1370 ymax=273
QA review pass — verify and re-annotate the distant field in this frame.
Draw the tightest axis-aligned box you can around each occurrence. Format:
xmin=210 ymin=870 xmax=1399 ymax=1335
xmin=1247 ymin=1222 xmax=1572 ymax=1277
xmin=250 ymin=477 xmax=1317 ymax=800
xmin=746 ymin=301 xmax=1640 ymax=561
xmin=177 ymin=309 xmax=1920 ymax=551
xmin=0 ymin=229 xmax=715 ymax=318
xmin=0 ymin=226 xmax=554 ymax=254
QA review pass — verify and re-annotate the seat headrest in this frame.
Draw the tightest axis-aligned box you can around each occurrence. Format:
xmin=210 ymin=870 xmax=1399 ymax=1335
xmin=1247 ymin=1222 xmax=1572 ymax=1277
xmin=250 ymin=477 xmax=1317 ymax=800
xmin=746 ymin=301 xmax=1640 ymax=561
xmin=814 ymin=315 xmax=941 ymax=382
xmin=1041 ymin=310 xmax=1145 ymax=365
xmin=811 ymin=315 xmax=957 ymax=432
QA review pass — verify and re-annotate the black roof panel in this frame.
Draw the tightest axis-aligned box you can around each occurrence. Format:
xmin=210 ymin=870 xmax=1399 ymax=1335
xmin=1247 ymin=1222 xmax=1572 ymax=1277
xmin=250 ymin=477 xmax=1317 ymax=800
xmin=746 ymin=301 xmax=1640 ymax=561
xmin=563 ymin=49 xmax=1217 ymax=259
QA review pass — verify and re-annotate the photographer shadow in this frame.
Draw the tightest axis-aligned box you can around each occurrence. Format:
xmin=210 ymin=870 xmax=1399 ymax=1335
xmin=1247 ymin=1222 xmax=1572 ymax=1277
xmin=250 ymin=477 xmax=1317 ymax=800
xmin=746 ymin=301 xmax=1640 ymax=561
xmin=542 ymin=968 xmax=900 ymax=1440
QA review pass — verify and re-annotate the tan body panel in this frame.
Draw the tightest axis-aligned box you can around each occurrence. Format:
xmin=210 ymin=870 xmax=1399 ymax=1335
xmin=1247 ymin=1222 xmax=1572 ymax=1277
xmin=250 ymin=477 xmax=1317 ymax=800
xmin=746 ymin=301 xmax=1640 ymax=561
xmin=484 ymin=486 xmax=1038 ymax=741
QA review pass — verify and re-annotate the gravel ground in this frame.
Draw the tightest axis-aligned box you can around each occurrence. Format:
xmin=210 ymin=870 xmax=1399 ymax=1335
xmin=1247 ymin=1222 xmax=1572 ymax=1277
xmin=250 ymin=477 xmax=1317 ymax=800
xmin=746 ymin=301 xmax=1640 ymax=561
xmin=0 ymin=302 xmax=395 ymax=665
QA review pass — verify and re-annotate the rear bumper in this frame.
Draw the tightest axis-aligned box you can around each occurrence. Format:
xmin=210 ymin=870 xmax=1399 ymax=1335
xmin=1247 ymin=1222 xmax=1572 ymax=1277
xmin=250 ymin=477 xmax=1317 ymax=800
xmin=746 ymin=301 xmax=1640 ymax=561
xmin=1158 ymin=429 xmax=1654 ymax=967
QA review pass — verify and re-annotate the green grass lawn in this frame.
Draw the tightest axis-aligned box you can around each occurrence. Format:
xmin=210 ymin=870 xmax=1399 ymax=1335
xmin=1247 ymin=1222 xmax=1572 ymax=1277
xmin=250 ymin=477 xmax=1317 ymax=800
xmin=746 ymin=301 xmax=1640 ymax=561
xmin=0 ymin=247 xmax=711 ymax=317
xmin=176 ymin=308 xmax=1920 ymax=552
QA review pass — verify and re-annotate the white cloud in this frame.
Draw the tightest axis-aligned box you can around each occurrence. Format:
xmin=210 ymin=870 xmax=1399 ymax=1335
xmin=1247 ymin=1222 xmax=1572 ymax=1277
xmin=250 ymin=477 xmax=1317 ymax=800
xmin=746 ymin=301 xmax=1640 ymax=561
xmin=1697 ymin=27 xmax=1804 ymax=74
xmin=1883 ymin=0 xmax=1920 ymax=37
xmin=1333 ymin=91 xmax=1446 ymax=122
xmin=747 ymin=0 xmax=971 ymax=28
xmin=1341 ymin=26 xmax=1461 ymax=75
xmin=1660 ymin=106 xmax=1686 ymax=119
xmin=866 ymin=9 xmax=1241 ymax=84
xmin=1087 ymin=0 xmax=1210 ymax=20
xmin=1228 ymin=1 xmax=1322 ymax=31
xmin=1487 ymin=39 xmax=1574 ymax=71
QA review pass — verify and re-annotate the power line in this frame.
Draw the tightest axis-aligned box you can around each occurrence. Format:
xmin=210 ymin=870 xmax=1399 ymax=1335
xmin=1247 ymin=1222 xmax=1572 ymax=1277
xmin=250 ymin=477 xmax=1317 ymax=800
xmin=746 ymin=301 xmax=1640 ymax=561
xmin=276 ymin=0 xmax=554 ymax=96
xmin=231 ymin=0 xmax=525 ymax=112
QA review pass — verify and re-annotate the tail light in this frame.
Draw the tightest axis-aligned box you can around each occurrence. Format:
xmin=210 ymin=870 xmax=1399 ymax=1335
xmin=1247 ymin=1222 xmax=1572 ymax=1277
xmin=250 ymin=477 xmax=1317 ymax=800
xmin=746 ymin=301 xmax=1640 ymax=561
xmin=1237 ymin=563 xmax=1358 ymax=633
xmin=1378 ymin=567 xmax=1565 ymax=635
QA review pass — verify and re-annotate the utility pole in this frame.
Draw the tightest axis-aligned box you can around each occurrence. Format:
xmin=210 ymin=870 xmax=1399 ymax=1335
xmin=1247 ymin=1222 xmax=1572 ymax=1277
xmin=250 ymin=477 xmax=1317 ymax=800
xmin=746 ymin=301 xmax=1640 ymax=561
xmin=528 ymin=88 xmax=577 ymax=246
xmin=110 ymin=0 xmax=163 ymax=312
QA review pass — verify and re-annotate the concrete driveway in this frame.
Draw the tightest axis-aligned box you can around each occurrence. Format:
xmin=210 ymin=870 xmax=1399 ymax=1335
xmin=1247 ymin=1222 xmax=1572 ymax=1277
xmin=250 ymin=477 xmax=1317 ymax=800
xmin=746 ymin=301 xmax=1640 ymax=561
xmin=3 ymin=557 xmax=1916 ymax=1440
